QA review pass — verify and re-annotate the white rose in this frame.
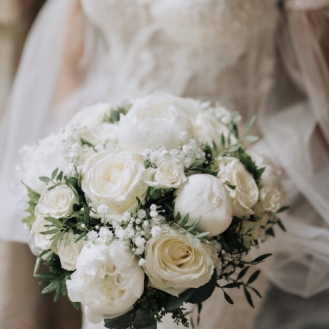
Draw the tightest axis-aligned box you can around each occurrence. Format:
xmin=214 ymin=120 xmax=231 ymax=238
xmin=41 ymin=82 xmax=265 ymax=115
xmin=66 ymin=240 xmax=144 ymax=324
xmin=68 ymin=103 xmax=110 ymax=133
xmin=193 ymin=110 xmax=237 ymax=148
xmin=144 ymin=228 xmax=217 ymax=296
xmin=146 ymin=154 xmax=186 ymax=189
xmin=217 ymin=157 xmax=259 ymax=218
xmin=36 ymin=185 xmax=77 ymax=218
xmin=81 ymin=150 xmax=153 ymax=213
xmin=31 ymin=216 xmax=53 ymax=250
xmin=174 ymin=174 xmax=233 ymax=237
xmin=247 ymin=150 xmax=286 ymax=213
xmin=118 ymin=94 xmax=193 ymax=153
xmin=18 ymin=134 xmax=69 ymax=194
xmin=53 ymin=234 xmax=86 ymax=271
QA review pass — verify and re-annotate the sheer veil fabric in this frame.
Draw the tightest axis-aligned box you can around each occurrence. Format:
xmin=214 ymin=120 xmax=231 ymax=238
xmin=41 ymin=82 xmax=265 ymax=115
xmin=0 ymin=0 xmax=329 ymax=328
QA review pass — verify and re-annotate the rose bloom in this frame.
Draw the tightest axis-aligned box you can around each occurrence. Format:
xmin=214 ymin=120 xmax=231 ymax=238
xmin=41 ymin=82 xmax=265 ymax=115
xmin=144 ymin=228 xmax=217 ymax=296
xmin=53 ymin=234 xmax=86 ymax=271
xmin=247 ymin=150 xmax=286 ymax=213
xmin=118 ymin=94 xmax=194 ymax=153
xmin=217 ymin=157 xmax=259 ymax=218
xmin=87 ymin=122 xmax=119 ymax=145
xmin=147 ymin=154 xmax=186 ymax=189
xmin=66 ymin=240 xmax=144 ymax=324
xmin=67 ymin=103 xmax=111 ymax=134
xmin=193 ymin=110 xmax=236 ymax=148
xmin=81 ymin=149 xmax=153 ymax=213
xmin=36 ymin=185 xmax=77 ymax=218
xmin=18 ymin=134 xmax=69 ymax=194
xmin=174 ymin=174 xmax=233 ymax=237
xmin=31 ymin=216 xmax=53 ymax=250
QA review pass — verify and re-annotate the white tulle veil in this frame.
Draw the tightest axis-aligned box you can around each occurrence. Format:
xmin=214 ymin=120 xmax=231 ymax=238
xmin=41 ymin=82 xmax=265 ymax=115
xmin=0 ymin=0 xmax=329 ymax=301
xmin=257 ymin=7 xmax=329 ymax=297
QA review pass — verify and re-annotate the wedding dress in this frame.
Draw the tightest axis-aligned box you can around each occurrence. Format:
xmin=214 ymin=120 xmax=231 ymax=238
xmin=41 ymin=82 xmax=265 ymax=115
xmin=0 ymin=0 xmax=329 ymax=328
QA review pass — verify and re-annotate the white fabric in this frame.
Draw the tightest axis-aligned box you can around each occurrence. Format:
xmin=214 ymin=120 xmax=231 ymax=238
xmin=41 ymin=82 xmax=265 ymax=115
xmin=0 ymin=1 xmax=328 ymax=328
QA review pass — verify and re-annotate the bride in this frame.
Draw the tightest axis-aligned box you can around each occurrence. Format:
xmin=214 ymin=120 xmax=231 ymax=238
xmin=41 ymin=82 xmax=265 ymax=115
xmin=0 ymin=0 xmax=328 ymax=328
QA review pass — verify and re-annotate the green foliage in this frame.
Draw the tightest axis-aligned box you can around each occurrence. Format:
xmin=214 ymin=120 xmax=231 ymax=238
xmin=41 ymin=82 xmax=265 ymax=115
xmin=35 ymin=253 xmax=77 ymax=306
xmin=22 ymin=183 xmax=40 ymax=229
xmin=234 ymin=147 xmax=265 ymax=183
xmin=104 ymin=106 xmax=128 ymax=124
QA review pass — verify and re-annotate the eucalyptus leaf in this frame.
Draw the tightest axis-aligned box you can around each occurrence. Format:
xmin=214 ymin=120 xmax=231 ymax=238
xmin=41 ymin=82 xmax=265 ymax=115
xmin=245 ymin=115 xmax=256 ymax=136
xmin=39 ymin=176 xmax=51 ymax=183
xmin=52 ymin=168 xmax=59 ymax=180
xmin=180 ymin=213 xmax=189 ymax=227
xmin=186 ymin=216 xmax=202 ymax=232
xmin=243 ymin=287 xmax=254 ymax=308
xmin=247 ymin=270 xmax=261 ymax=285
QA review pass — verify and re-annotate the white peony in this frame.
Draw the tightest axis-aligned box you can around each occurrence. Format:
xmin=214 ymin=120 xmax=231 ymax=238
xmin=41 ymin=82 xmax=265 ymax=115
xmin=36 ymin=185 xmax=77 ymax=218
xmin=217 ymin=157 xmax=259 ymax=218
xmin=145 ymin=228 xmax=217 ymax=296
xmin=174 ymin=174 xmax=233 ymax=237
xmin=54 ymin=234 xmax=86 ymax=271
xmin=146 ymin=154 xmax=186 ymax=189
xmin=87 ymin=122 xmax=119 ymax=145
xmin=67 ymin=103 xmax=110 ymax=134
xmin=193 ymin=110 xmax=236 ymax=148
xmin=81 ymin=150 xmax=153 ymax=213
xmin=18 ymin=134 xmax=69 ymax=194
xmin=31 ymin=216 xmax=53 ymax=250
xmin=118 ymin=94 xmax=194 ymax=153
xmin=66 ymin=240 xmax=144 ymax=324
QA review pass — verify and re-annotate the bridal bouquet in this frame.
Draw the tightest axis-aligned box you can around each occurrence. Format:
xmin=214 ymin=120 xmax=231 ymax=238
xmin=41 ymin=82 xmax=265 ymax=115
xmin=18 ymin=94 xmax=286 ymax=329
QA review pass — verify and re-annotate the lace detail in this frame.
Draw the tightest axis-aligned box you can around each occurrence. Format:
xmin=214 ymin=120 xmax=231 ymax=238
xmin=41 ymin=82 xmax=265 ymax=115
xmin=80 ymin=0 xmax=278 ymax=117
xmin=285 ymin=0 xmax=329 ymax=10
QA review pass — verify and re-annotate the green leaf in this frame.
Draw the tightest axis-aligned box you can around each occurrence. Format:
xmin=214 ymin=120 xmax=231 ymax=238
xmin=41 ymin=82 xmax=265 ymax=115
xmin=39 ymin=176 xmax=51 ymax=183
xmin=187 ymin=270 xmax=217 ymax=303
xmin=42 ymin=280 xmax=59 ymax=294
xmin=174 ymin=212 xmax=181 ymax=223
xmin=57 ymin=171 xmax=63 ymax=182
xmin=194 ymin=232 xmax=209 ymax=239
xmin=221 ymin=133 xmax=226 ymax=150
xmin=227 ymin=145 xmax=240 ymax=153
xmin=223 ymin=291 xmax=234 ymax=305
xmin=186 ymin=216 xmax=202 ymax=232
xmin=83 ymin=204 xmax=90 ymax=225
xmin=244 ymin=135 xmax=259 ymax=142
xmin=247 ymin=270 xmax=261 ymax=285
xmin=237 ymin=266 xmax=250 ymax=281
xmin=166 ymin=289 xmax=195 ymax=311
xmin=250 ymin=287 xmax=262 ymax=298
xmin=75 ymin=231 xmax=87 ymax=243
xmin=245 ymin=115 xmax=256 ymax=136
xmin=180 ymin=213 xmax=189 ymax=227
xmin=52 ymin=168 xmax=59 ymax=180
xmin=64 ymin=229 xmax=74 ymax=247
xmin=252 ymin=253 xmax=272 ymax=264
xmin=22 ymin=182 xmax=41 ymax=204
xmin=50 ymin=231 xmax=65 ymax=248
xmin=222 ymin=282 xmax=242 ymax=289
xmin=80 ymin=138 xmax=95 ymax=149
xmin=244 ymin=287 xmax=254 ymax=308
xmin=277 ymin=219 xmax=286 ymax=232
xmin=190 ymin=160 xmax=204 ymax=168
xmin=40 ymin=229 xmax=61 ymax=235
xmin=224 ymin=181 xmax=236 ymax=190
xmin=44 ymin=217 xmax=63 ymax=228
xmin=277 ymin=205 xmax=290 ymax=213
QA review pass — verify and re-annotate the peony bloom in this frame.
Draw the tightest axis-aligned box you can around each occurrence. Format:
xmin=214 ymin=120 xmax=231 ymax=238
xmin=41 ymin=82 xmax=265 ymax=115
xmin=174 ymin=174 xmax=233 ymax=237
xmin=118 ymin=94 xmax=194 ymax=153
xmin=144 ymin=228 xmax=217 ymax=296
xmin=66 ymin=240 xmax=144 ymax=323
xmin=81 ymin=149 xmax=153 ymax=213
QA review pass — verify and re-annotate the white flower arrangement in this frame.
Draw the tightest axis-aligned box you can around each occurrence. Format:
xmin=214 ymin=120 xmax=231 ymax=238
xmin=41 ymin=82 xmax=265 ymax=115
xmin=19 ymin=93 xmax=287 ymax=329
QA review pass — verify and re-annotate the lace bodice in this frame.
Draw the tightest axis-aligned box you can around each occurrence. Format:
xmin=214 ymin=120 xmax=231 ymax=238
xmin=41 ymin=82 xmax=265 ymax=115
xmin=79 ymin=0 xmax=278 ymax=119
